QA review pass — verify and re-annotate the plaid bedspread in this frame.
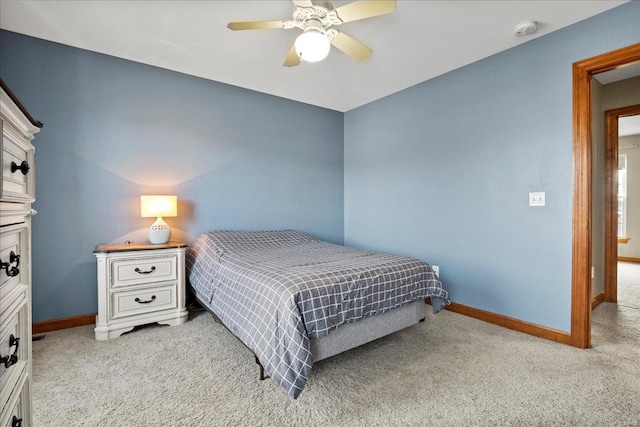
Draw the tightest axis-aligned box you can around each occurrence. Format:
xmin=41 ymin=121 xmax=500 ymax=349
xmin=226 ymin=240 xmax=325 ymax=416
xmin=186 ymin=230 xmax=450 ymax=398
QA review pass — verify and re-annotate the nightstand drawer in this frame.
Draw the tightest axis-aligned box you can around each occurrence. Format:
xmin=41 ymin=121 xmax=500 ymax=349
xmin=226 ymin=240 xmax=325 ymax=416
xmin=0 ymin=300 xmax=28 ymax=408
xmin=111 ymin=255 xmax=177 ymax=288
xmin=111 ymin=285 xmax=177 ymax=319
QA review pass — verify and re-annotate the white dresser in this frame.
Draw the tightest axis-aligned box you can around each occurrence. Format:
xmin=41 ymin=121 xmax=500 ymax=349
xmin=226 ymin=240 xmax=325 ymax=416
xmin=0 ymin=79 xmax=41 ymax=427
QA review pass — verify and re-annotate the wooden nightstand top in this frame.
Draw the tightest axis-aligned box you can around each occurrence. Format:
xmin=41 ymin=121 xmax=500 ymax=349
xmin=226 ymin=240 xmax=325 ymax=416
xmin=94 ymin=240 xmax=187 ymax=254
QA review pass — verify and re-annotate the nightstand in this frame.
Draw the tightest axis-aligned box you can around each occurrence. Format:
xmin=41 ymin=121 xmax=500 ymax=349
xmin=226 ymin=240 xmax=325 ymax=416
xmin=93 ymin=240 xmax=188 ymax=340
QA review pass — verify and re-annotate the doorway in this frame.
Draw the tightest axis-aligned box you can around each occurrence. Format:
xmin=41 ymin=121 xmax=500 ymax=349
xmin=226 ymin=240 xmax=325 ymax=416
xmin=571 ymin=43 xmax=640 ymax=349
xmin=604 ymin=106 xmax=640 ymax=304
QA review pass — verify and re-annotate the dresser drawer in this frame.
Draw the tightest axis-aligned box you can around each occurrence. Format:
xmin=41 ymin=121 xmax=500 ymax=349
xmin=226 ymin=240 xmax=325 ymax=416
xmin=0 ymin=370 xmax=30 ymax=427
xmin=1 ymin=225 xmax=27 ymax=309
xmin=111 ymin=255 xmax=177 ymax=288
xmin=111 ymin=284 xmax=177 ymax=319
xmin=0 ymin=300 xmax=28 ymax=411
xmin=1 ymin=117 xmax=35 ymax=203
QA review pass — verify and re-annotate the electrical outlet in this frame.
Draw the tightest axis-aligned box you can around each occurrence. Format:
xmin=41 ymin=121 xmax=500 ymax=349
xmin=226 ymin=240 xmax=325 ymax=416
xmin=432 ymin=265 xmax=440 ymax=277
xmin=529 ymin=192 xmax=545 ymax=206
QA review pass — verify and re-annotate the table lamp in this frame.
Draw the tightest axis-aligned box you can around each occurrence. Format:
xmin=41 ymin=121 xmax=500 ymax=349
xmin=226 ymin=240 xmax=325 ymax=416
xmin=140 ymin=195 xmax=177 ymax=244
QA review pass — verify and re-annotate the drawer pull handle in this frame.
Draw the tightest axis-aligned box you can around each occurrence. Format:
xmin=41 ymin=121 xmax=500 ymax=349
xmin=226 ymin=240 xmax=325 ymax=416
xmin=135 ymin=295 xmax=156 ymax=304
xmin=10 ymin=160 xmax=30 ymax=176
xmin=12 ymin=416 xmax=23 ymax=427
xmin=134 ymin=266 xmax=156 ymax=275
xmin=1 ymin=334 xmax=20 ymax=368
xmin=0 ymin=251 xmax=20 ymax=277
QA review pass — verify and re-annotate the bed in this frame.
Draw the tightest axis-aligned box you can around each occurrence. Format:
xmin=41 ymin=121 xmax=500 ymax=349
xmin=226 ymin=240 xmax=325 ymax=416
xmin=186 ymin=230 xmax=450 ymax=398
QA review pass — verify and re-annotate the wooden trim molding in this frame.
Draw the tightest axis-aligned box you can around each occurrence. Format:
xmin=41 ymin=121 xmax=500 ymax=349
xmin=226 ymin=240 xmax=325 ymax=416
xmin=604 ymin=104 xmax=640 ymax=304
xmin=572 ymin=43 xmax=640 ymax=349
xmin=33 ymin=313 xmax=96 ymax=335
xmin=572 ymin=58 xmax=593 ymax=349
xmin=605 ymin=108 xmax=619 ymax=303
xmin=618 ymin=257 xmax=640 ymax=263
xmin=617 ymin=237 xmax=630 ymax=244
xmin=445 ymin=302 xmax=571 ymax=345
xmin=591 ymin=293 xmax=605 ymax=310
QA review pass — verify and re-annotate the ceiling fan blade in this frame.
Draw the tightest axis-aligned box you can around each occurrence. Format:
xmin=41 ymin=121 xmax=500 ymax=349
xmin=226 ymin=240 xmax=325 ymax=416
xmin=283 ymin=44 xmax=301 ymax=67
xmin=227 ymin=20 xmax=285 ymax=31
xmin=333 ymin=0 xmax=396 ymax=24
xmin=292 ymin=0 xmax=313 ymax=7
xmin=330 ymin=31 xmax=373 ymax=61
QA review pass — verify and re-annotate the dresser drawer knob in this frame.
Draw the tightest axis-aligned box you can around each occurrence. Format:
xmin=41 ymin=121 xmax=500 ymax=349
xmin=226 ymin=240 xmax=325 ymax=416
xmin=134 ymin=266 xmax=156 ymax=275
xmin=12 ymin=416 xmax=23 ymax=427
xmin=0 ymin=251 xmax=20 ymax=277
xmin=134 ymin=295 xmax=156 ymax=304
xmin=10 ymin=160 xmax=30 ymax=176
xmin=1 ymin=334 xmax=20 ymax=368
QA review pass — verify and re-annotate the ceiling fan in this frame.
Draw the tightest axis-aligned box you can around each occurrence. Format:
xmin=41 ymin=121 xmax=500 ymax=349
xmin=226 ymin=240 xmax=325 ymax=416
xmin=227 ymin=0 xmax=396 ymax=67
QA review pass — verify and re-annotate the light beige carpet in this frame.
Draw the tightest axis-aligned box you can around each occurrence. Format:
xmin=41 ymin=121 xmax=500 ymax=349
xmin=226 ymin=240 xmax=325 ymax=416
xmin=618 ymin=261 xmax=640 ymax=309
xmin=32 ymin=297 xmax=639 ymax=426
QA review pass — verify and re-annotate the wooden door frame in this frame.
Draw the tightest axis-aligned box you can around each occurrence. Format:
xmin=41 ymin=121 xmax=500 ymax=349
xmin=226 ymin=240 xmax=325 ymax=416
xmin=604 ymin=104 xmax=640 ymax=303
xmin=572 ymin=43 xmax=640 ymax=348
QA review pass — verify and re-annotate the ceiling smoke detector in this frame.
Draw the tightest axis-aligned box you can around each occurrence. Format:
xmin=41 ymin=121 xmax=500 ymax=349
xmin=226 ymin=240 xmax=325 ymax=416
xmin=515 ymin=21 xmax=538 ymax=37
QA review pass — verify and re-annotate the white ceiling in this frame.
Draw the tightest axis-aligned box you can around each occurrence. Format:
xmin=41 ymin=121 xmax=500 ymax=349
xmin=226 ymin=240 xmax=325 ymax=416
xmin=0 ymin=0 xmax=629 ymax=112
xmin=619 ymin=115 xmax=640 ymax=137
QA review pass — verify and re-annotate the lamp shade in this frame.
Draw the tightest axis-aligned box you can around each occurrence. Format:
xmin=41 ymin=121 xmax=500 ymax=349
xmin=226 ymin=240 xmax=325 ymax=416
xmin=140 ymin=195 xmax=177 ymax=218
xmin=295 ymin=28 xmax=330 ymax=63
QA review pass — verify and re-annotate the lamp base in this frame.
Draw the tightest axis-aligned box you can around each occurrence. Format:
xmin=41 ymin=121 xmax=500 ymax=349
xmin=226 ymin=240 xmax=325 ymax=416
xmin=148 ymin=216 xmax=171 ymax=244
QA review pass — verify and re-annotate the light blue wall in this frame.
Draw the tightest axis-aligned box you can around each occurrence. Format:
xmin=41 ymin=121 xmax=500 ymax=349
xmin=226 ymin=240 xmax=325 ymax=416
xmin=344 ymin=2 xmax=640 ymax=332
xmin=0 ymin=31 xmax=344 ymax=322
xmin=1 ymin=3 xmax=638 ymax=327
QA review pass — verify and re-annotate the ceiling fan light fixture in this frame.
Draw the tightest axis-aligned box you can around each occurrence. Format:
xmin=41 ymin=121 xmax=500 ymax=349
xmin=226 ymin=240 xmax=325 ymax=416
xmin=227 ymin=0 xmax=397 ymax=67
xmin=295 ymin=28 xmax=330 ymax=63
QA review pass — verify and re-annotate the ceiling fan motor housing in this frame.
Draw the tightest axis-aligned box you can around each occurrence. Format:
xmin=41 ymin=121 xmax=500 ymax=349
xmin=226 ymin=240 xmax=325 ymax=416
xmin=304 ymin=18 xmax=324 ymax=32
xmin=285 ymin=5 xmax=342 ymax=31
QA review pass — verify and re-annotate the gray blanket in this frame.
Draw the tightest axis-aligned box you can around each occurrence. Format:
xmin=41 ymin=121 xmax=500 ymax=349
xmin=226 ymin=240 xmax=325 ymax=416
xmin=186 ymin=230 xmax=449 ymax=398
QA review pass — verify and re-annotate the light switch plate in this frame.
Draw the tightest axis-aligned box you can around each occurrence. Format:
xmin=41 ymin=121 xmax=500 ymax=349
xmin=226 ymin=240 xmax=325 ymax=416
xmin=529 ymin=192 xmax=545 ymax=206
